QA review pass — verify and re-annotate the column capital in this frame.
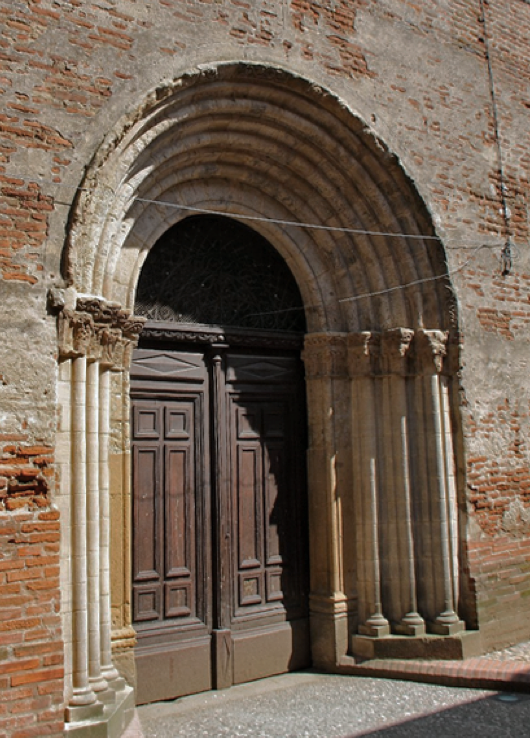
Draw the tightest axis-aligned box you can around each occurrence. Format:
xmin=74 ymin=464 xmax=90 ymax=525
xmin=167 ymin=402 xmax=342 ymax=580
xmin=413 ymin=329 xmax=449 ymax=375
xmin=347 ymin=328 xmax=415 ymax=377
xmin=58 ymin=295 xmax=145 ymax=369
xmin=380 ymin=328 xmax=414 ymax=376
xmin=347 ymin=331 xmax=376 ymax=377
xmin=302 ymin=333 xmax=348 ymax=379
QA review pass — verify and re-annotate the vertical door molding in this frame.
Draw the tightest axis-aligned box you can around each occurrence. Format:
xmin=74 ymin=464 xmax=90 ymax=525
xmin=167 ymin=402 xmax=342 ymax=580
xmin=302 ymin=332 xmax=351 ymax=668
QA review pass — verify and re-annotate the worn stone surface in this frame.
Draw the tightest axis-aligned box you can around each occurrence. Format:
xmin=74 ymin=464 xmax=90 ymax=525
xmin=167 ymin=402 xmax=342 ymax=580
xmin=1 ymin=0 xmax=530 ymax=735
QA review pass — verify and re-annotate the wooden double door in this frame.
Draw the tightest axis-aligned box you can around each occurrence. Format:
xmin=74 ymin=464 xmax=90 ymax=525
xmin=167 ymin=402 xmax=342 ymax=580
xmin=131 ymin=339 xmax=310 ymax=704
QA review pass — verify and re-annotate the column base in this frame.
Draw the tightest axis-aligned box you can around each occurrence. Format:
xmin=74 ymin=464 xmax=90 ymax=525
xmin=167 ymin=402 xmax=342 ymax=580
xmin=430 ymin=618 xmax=466 ymax=636
xmin=395 ymin=613 xmax=426 ymax=637
xmin=95 ymin=687 xmax=117 ymax=705
xmin=358 ymin=611 xmax=391 ymax=637
xmin=65 ymin=701 xmax=104 ymax=724
xmin=64 ymin=684 xmax=135 ymax=738
xmin=351 ymin=630 xmax=481 ymax=661
xmin=358 ymin=622 xmax=391 ymax=638
xmin=101 ymin=666 xmax=126 ymax=691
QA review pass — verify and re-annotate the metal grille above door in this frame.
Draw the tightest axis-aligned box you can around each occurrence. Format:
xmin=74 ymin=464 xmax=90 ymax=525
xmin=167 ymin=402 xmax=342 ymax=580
xmin=135 ymin=215 xmax=306 ymax=332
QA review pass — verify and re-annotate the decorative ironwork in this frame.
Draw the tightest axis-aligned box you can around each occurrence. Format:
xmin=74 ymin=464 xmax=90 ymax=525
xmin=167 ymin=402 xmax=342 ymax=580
xmin=135 ymin=215 xmax=306 ymax=332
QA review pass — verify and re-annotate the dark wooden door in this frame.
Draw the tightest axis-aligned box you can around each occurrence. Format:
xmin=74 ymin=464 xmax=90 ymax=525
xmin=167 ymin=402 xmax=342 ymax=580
xmin=131 ymin=343 xmax=309 ymax=705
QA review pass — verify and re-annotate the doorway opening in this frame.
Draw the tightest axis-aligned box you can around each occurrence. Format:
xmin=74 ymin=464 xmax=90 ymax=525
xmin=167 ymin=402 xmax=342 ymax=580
xmin=131 ymin=216 xmax=310 ymax=704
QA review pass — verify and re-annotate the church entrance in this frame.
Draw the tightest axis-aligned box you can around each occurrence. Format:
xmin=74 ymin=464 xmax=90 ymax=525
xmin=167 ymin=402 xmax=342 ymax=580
xmin=130 ymin=216 xmax=310 ymax=704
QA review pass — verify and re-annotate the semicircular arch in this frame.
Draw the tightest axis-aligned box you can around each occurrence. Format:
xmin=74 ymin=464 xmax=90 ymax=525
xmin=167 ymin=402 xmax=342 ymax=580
xmin=64 ymin=62 xmax=456 ymax=335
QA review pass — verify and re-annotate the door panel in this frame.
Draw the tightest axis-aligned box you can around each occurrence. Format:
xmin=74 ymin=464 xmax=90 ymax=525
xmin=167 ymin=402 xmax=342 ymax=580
xmin=132 ymin=345 xmax=309 ymax=704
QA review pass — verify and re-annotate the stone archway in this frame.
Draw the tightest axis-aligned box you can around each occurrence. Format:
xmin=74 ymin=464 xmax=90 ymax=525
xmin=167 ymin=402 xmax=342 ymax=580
xmin=58 ymin=63 xmax=470 ymax=721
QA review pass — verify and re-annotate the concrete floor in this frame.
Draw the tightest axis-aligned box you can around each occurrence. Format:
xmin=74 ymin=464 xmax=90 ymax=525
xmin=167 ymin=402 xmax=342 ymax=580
xmin=129 ymin=671 xmax=530 ymax=737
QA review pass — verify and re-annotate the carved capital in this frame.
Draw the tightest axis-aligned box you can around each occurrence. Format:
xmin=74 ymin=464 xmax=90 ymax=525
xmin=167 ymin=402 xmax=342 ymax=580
xmin=380 ymin=328 xmax=414 ymax=376
xmin=120 ymin=315 xmax=146 ymax=342
xmin=97 ymin=327 xmax=124 ymax=369
xmin=347 ymin=331 xmax=377 ymax=377
xmin=57 ymin=295 xmax=145 ymax=369
xmin=58 ymin=309 xmax=95 ymax=359
xmin=414 ymin=329 xmax=449 ymax=375
xmin=302 ymin=333 xmax=348 ymax=379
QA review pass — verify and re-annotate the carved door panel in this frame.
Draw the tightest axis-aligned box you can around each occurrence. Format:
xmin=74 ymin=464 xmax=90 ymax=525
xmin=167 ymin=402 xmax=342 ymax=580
xmin=131 ymin=345 xmax=309 ymax=705
xmin=131 ymin=349 xmax=212 ymax=705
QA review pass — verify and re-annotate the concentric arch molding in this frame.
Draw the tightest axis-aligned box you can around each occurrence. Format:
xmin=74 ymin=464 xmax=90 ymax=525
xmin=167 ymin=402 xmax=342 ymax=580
xmin=64 ymin=61 xmax=458 ymax=336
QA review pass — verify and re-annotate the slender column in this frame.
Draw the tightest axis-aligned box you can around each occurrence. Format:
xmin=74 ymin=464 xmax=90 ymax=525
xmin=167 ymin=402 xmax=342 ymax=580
xmin=69 ymin=356 xmax=98 ymax=711
xmin=86 ymin=359 xmax=109 ymax=695
xmin=381 ymin=329 xmax=425 ymax=635
xmin=348 ymin=333 xmax=389 ymax=637
xmin=99 ymin=367 xmax=123 ymax=689
xmin=441 ymin=374 xmax=460 ymax=608
xmin=416 ymin=331 xmax=464 ymax=635
xmin=412 ymin=355 xmax=437 ymax=621
xmin=396 ymin=412 xmax=426 ymax=634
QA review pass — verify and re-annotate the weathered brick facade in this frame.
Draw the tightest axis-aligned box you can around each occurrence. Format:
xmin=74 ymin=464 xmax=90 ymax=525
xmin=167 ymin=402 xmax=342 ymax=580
xmin=0 ymin=0 xmax=529 ymax=735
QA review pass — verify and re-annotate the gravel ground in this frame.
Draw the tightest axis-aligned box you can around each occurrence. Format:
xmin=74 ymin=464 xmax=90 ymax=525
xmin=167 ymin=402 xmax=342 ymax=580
xmin=135 ymin=670 xmax=530 ymax=738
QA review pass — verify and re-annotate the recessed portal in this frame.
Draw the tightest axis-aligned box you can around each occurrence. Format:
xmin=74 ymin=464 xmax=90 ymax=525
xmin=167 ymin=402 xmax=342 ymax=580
xmin=131 ymin=216 xmax=310 ymax=704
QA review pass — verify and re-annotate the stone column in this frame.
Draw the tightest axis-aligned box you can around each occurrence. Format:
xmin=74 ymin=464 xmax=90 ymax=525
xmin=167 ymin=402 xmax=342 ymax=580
xmin=348 ymin=332 xmax=390 ymax=637
xmin=58 ymin=297 xmax=144 ymax=721
xmin=303 ymin=333 xmax=351 ymax=666
xmin=67 ymin=346 xmax=101 ymax=721
xmin=415 ymin=330 xmax=464 ymax=635
xmin=380 ymin=329 xmax=425 ymax=636
xmin=99 ymin=365 xmax=125 ymax=690
xmin=86 ymin=357 xmax=109 ymax=697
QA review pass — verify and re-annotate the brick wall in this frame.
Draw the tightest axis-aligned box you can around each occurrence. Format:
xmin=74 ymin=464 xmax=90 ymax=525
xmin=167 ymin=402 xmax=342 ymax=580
xmin=0 ymin=0 xmax=529 ymax=729
xmin=0 ymin=507 xmax=63 ymax=738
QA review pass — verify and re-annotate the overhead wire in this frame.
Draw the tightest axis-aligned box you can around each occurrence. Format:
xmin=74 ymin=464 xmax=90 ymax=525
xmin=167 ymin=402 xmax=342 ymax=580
xmin=4 ymin=171 xmax=502 ymax=250
xmin=3 ymin=168 xmax=502 ymax=317
xmin=244 ymin=243 xmax=488 ymax=318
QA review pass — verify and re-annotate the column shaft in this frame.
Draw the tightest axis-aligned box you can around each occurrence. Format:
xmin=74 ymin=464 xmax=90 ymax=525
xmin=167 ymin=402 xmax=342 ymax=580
xmin=99 ymin=368 xmax=122 ymax=687
xmin=69 ymin=356 xmax=97 ymax=708
xmin=86 ymin=360 xmax=108 ymax=694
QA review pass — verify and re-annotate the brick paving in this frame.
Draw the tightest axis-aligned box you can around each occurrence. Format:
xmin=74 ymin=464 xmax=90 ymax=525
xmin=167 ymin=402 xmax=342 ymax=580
xmin=346 ymin=639 xmax=530 ymax=691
